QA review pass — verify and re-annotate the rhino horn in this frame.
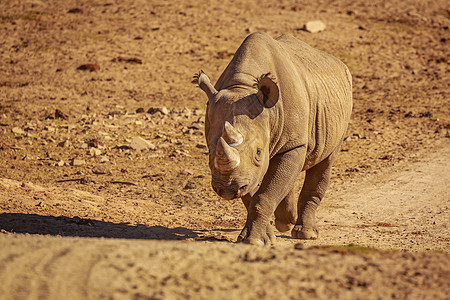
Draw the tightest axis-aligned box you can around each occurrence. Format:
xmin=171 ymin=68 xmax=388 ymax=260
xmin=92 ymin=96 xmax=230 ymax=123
xmin=222 ymin=121 xmax=243 ymax=146
xmin=193 ymin=70 xmax=217 ymax=99
xmin=214 ymin=137 xmax=240 ymax=172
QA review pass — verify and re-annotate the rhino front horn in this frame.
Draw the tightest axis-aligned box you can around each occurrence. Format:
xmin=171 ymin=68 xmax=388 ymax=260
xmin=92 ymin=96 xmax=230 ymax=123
xmin=215 ymin=137 xmax=240 ymax=172
xmin=193 ymin=70 xmax=217 ymax=99
xmin=222 ymin=121 xmax=243 ymax=146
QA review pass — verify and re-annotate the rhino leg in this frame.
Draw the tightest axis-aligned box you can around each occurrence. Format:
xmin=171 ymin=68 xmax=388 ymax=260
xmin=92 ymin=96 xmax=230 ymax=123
xmin=274 ymin=187 xmax=298 ymax=232
xmin=238 ymin=146 xmax=306 ymax=246
xmin=238 ymin=194 xmax=276 ymax=246
xmin=291 ymin=150 xmax=338 ymax=240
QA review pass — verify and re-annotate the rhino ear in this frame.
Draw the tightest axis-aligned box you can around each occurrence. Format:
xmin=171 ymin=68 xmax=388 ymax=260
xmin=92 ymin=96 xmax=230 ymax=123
xmin=193 ymin=70 xmax=217 ymax=100
xmin=256 ymin=73 xmax=279 ymax=108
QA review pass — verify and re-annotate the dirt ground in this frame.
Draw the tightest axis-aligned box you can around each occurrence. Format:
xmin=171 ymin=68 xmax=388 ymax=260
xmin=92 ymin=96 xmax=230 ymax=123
xmin=0 ymin=0 xmax=449 ymax=299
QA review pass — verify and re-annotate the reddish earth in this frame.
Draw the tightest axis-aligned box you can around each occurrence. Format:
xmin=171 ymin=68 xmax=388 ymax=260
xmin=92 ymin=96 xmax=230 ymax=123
xmin=0 ymin=0 xmax=449 ymax=299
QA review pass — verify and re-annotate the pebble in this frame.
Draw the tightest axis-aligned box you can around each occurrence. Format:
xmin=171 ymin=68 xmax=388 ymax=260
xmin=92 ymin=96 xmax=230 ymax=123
xmin=304 ymin=20 xmax=326 ymax=33
xmin=89 ymin=148 xmax=102 ymax=156
xmin=130 ymin=136 xmax=156 ymax=151
xmin=11 ymin=127 xmax=25 ymax=135
xmin=57 ymin=140 xmax=71 ymax=148
xmin=92 ymin=165 xmax=111 ymax=175
xmin=71 ymin=158 xmax=86 ymax=166
xmin=57 ymin=160 xmax=65 ymax=167
xmin=184 ymin=181 xmax=196 ymax=190
xmin=76 ymin=64 xmax=100 ymax=72
xmin=147 ymin=107 xmax=169 ymax=115
xmin=181 ymin=169 xmax=194 ymax=175
xmin=99 ymin=156 xmax=109 ymax=163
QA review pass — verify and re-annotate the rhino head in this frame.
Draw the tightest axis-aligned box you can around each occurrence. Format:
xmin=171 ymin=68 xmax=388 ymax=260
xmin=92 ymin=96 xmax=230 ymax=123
xmin=194 ymin=71 xmax=279 ymax=200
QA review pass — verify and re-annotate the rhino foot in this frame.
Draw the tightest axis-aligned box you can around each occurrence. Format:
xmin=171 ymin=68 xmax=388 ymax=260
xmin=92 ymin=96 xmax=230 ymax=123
xmin=291 ymin=225 xmax=318 ymax=240
xmin=237 ymin=223 xmax=276 ymax=246
xmin=274 ymin=219 xmax=294 ymax=233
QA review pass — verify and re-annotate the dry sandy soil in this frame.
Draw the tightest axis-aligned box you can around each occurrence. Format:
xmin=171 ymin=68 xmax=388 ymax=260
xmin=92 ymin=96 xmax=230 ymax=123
xmin=0 ymin=0 xmax=449 ymax=299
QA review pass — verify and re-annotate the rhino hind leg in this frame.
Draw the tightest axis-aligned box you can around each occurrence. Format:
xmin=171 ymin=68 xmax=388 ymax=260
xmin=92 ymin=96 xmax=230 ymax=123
xmin=292 ymin=151 xmax=337 ymax=240
xmin=274 ymin=187 xmax=298 ymax=232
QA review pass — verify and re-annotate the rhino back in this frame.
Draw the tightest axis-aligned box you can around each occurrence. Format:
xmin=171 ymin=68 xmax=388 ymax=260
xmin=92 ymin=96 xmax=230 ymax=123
xmin=215 ymin=32 xmax=352 ymax=168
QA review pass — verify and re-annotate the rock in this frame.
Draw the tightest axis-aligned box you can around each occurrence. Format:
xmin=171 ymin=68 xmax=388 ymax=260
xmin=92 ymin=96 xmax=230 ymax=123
xmin=71 ymin=159 xmax=86 ymax=166
xmin=11 ymin=127 xmax=25 ymax=135
xmin=130 ymin=137 xmax=156 ymax=151
xmin=181 ymin=169 xmax=194 ymax=175
xmin=68 ymin=8 xmax=83 ymax=14
xmin=55 ymin=109 xmax=69 ymax=120
xmin=196 ymin=143 xmax=207 ymax=149
xmin=89 ymin=148 xmax=102 ymax=156
xmin=304 ymin=20 xmax=326 ymax=33
xmin=92 ymin=165 xmax=111 ymax=175
xmin=57 ymin=160 xmax=65 ymax=167
xmin=76 ymin=64 xmax=100 ymax=72
xmin=111 ymin=57 xmax=143 ymax=64
xmin=44 ymin=126 xmax=56 ymax=132
xmin=99 ymin=156 xmax=109 ymax=163
xmin=184 ymin=181 xmax=196 ymax=190
xmin=136 ymin=107 xmax=145 ymax=113
xmin=160 ymin=107 xmax=169 ymax=115
xmin=147 ymin=107 xmax=169 ymax=115
xmin=57 ymin=140 xmax=71 ymax=147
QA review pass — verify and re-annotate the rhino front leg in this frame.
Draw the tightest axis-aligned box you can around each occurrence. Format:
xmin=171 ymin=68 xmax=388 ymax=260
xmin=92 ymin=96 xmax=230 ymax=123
xmin=291 ymin=150 xmax=337 ymax=240
xmin=238 ymin=146 xmax=306 ymax=246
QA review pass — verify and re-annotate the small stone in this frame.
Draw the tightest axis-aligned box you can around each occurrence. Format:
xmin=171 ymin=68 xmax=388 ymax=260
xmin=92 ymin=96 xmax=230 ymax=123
xmin=196 ymin=143 xmax=207 ymax=149
xmin=87 ymin=138 xmax=100 ymax=148
xmin=68 ymin=8 xmax=83 ymax=14
xmin=160 ymin=107 xmax=169 ymax=115
xmin=92 ymin=165 xmax=111 ymax=175
xmin=184 ymin=181 xmax=196 ymax=190
xmin=58 ymin=140 xmax=71 ymax=147
xmin=57 ymin=160 xmax=65 ymax=167
xmin=71 ymin=158 xmax=86 ymax=166
xmin=99 ymin=156 xmax=109 ymax=163
xmin=89 ymin=148 xmax=102 ymax=156
xmin=77 ymin=64 xmax=100 ymax=72
xmin=11 ymin=127 xmax=25 ymax=135
xmin=55 ymin=109 xmax=69 ymax=120
xmin=181 ymin=169 xmax=194 ymax=175
xmin=130 ymin=137 xmax=156 ymax=151
xmin=148 ymin=107 xmax=169 ymax=115
xmin=304 ymin=20 xmax=326 ymax=33
xmin=45 ymin=126 xmax=56 ymax=132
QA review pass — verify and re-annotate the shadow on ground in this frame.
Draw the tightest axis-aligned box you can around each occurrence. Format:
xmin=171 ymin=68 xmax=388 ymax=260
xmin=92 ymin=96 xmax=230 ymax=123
xmin=0 ymin=213 xmax=199 ymax=240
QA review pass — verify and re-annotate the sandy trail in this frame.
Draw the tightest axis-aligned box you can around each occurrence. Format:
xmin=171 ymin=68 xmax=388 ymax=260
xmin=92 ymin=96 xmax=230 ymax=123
xmin=209 ymin=140 xmax=450 ymax=252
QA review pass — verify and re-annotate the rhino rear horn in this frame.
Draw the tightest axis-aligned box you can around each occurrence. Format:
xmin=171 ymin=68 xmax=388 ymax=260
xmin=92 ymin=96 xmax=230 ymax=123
xmin=222 ymin=121 xmax=243 ymax=146
xmin=193 ymin=70 xmax=217 ymax=100
xmin=256 ymin=73 xmax=279 ymax=108
xmin=215 ymin=137 xmax=240 ymax=172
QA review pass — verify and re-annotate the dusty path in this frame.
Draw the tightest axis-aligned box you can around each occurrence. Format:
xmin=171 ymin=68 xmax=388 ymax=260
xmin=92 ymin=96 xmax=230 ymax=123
xmin=280 ymin=140 xmax=450 ymax=251
xmin=206 ymin=140 xmax=450 ymax=252
xmin=0 ymin=141 xmax=449 ymax=299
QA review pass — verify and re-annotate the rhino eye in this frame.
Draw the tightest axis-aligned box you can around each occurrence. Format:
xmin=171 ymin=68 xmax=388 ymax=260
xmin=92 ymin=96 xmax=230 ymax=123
xmin=256 ymin=148 xmax=261 ymax=156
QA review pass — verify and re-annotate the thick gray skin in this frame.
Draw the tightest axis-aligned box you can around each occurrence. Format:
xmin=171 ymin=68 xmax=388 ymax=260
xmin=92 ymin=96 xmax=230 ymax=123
xmin=201 ymin=32 xmax=352 ymax=246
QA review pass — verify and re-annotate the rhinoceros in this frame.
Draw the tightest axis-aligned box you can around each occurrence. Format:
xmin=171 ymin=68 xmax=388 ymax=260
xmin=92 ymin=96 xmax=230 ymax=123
xmin=193 ymin=32 xmax=352 ymax=245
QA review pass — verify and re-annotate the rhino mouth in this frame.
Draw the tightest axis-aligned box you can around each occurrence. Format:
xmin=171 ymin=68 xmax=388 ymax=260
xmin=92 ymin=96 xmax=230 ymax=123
xmin=212 ymin=183 xmax=249 ymax=200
